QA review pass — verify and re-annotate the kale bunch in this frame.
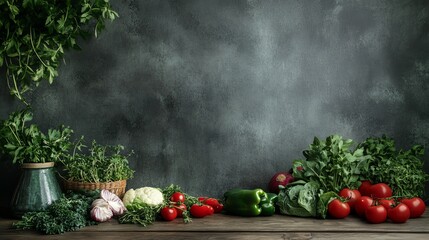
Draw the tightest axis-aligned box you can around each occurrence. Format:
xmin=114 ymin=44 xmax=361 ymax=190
xmin=13 ymin=191 xmax=99 ymax=234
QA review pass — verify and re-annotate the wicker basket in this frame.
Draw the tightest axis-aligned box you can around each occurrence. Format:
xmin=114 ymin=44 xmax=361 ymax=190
xmin=63 ymin=179 xmax=127 ymax=198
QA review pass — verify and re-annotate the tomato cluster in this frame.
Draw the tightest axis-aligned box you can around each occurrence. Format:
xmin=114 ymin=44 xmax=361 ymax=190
xmin=160 ymin=192 xmax=188 ymax=221
xmin=160 ymin=192 xmax=224 ymax=221
xmin=328 ymin=181 xmax=426 ymax=224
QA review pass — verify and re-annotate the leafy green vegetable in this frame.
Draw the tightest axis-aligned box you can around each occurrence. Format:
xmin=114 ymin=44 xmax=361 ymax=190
xmin=292 ymin=135 xmax=371 ymax=193
xmin=277 ymin=180 xmax=318 ymax=217
xmin=0 ymin=108 xmax=73 ymax=164
xmin=358 ymin=135 xmax=428 ymax=197
xmin=13 ymin=191 xmax=99 ymax=235
xmin=0 ymin=0 xmax=118 ymax=104
xmin=277 ymin=180 xmax=338 ymax=219
xmin=60 ymin=139 xmax=134 ymax=182
xmin=316 ymin=191 xmax=337 ymax=219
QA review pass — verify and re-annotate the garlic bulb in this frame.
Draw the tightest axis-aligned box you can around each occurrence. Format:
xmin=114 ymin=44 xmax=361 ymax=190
xmin=100 ymin=189 xmax=126 ymax=216
xmin=90 ymin=199 xmax=113 ymax=222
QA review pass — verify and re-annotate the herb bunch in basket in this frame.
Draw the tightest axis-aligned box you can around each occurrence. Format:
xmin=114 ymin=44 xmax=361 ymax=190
xmin=59 ymin=138 xmax=134 ymax=196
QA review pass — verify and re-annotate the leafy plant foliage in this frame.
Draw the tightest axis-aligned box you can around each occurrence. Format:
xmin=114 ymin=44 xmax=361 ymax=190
xmin=60 ymin=139 xmax=134 ymax=182
xmin=358 ymin=135 xmax=428 ymax=197
xmin=0 ymin=0 xmax=118 ymax=103
xmin=0 ymin=108 xmax=73 ymax=164
xmin=292 ymin=135 xmax=371 ymax=193
xmin=13 ymin=191 xmax=99 ymax=235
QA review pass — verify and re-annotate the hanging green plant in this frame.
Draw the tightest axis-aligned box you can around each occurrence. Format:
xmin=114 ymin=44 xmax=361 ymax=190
xmin=0 ymin=0 xmax=118 ymax=104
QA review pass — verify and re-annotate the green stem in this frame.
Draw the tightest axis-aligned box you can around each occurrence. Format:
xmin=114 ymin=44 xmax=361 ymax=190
xmin=29 ymin=27 xmax=48 ymax=68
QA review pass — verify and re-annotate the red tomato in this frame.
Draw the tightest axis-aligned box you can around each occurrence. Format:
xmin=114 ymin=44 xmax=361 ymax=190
xmin=161 ymin=206 xmax=177 ymax=221
xmin=368 ymin=183 xmax=392 ymax=199
xmin=190 ymin=204 xmax=211 ymax=218
xmin=365 ymin=205 xmax=387 ymax=224
xmin=170 ymin=192 xmax=185 ymax=203
xmin=379 ymin=199 xmax=395 ymax=211
xmin=401 ymin=197 xmax=426 ymax=218
xmin=358 ymin=180 xmax=372 ymax=196
xmin=339 ymin=188 xmax=361 ymax=209
xmin=328 ymin=199 xmax=350 ymax=219
xmin=355 ymin=196 xmax=374 ymax=217
xmin=199 ymin=197 xmax=224 ymax=213
xmin=175 ymin=203 xmax=187 ymax=218
xmin=204 ymin=205 xmax=214 ymax=215
xmin=212 ymin=203 xmax=224 ymax=213
xmin=388 ymin=203 xmax=410 ymax=223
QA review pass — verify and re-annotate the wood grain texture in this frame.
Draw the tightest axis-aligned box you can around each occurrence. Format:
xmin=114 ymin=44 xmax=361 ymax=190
xmin=1 ymin=212 xmax=428 ymax=240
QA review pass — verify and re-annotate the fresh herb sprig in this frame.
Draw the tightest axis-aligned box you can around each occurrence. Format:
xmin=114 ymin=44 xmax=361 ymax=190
xmin=358 ymin=135 xmax=428 ymax=197
xmin=0 ymin=0 xmax=118 ymax=104
xmin=292 ymin=135 xmax=371 ymax=193
xmin=13 ymin=191 xmax=99 ymax=235
xmin=118 ymin=199 xmax=162 ymax=226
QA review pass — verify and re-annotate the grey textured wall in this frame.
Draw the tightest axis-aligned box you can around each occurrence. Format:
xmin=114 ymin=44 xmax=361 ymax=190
xmin=1 ymin=0 xmax=429 ymax=203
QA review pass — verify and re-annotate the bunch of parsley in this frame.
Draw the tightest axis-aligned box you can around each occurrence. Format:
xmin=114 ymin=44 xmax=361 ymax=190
xmin=0 ymin=0 xmax=118 ymax=103
xmin=358 ymin=135 xmax=428 ymax=198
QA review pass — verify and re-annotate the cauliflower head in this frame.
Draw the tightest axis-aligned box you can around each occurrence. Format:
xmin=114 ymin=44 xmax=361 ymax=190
xmin=122 ymin=187 xmax=164 ymax=206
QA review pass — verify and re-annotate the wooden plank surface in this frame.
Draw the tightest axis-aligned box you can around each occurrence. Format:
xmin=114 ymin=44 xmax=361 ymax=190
xmin=1 ymin=232 xmax=429 ymax=240
xmin=1 ymin=211 xmax=428 ymax=239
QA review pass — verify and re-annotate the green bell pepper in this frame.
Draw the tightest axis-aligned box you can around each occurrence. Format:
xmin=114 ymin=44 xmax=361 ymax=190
xmin=260 ymin=192 xmax=278 ymax=216
xmin=224 ymin=188 xmax=274 ymax=217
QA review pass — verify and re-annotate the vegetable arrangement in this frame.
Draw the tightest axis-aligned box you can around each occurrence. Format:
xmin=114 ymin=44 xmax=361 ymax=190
xmin=118 ymin=184 xmax=222 ymax=226
xmin=276 ymin=134 xmax=427 ymax=224
xmin=10 ymin=133 xmax=427 ymax=235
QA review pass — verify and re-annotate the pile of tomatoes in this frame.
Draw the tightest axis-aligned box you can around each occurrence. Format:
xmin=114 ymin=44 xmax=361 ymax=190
xmin=327 ymin=181 xmax=426 ymax=224
xmin=160 ymin=192 xmax=224 ymax=221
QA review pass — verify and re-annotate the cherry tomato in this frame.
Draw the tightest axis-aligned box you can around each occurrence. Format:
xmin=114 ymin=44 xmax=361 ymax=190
xmin=170 ymin=192 xmax=185 ymax=203
xmin=161 ymin=206 xmax=177 ymax=221
xmin=388 ymin=203 xmax=410 ymax=223
xmin=358 ymin=180 xmax=372 ymax=196
xmin=199 ymin=197 xmax=224 ymax=213
xmin=203 ymin=198 xmax=219 ymax=206
xmin=328 ymin=199 xmax=350 ymax=219
xmin=212 ymin=203 xmax=224 ymax=213
xmin=365 ymin=205 xmax=387 ymax=224
xmin=355 ymin=196 xmax=373 ymax=217
xmin=190 ymin=204 xmax=210 ymax=218
xmin=339 ymin=188 xmax=361 ymax=209
xmin=175 ymin=203 xmax=187 ymax=218
xmin=401 ymin=197 xmax=426 ymax=218
xmin=198 ymin=197 xmax=223 ymax=213
xmin=368 ymin=183 xmax=392 ymax=199
xmin=379 ymin=199 xmax=395 ymax=211
xmin=203 ymin=204 xmax=214 ymax=215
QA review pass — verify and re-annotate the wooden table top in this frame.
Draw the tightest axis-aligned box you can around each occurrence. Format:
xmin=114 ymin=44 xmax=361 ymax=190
xmin=1 ymin=211 xmax=428 ymax=240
